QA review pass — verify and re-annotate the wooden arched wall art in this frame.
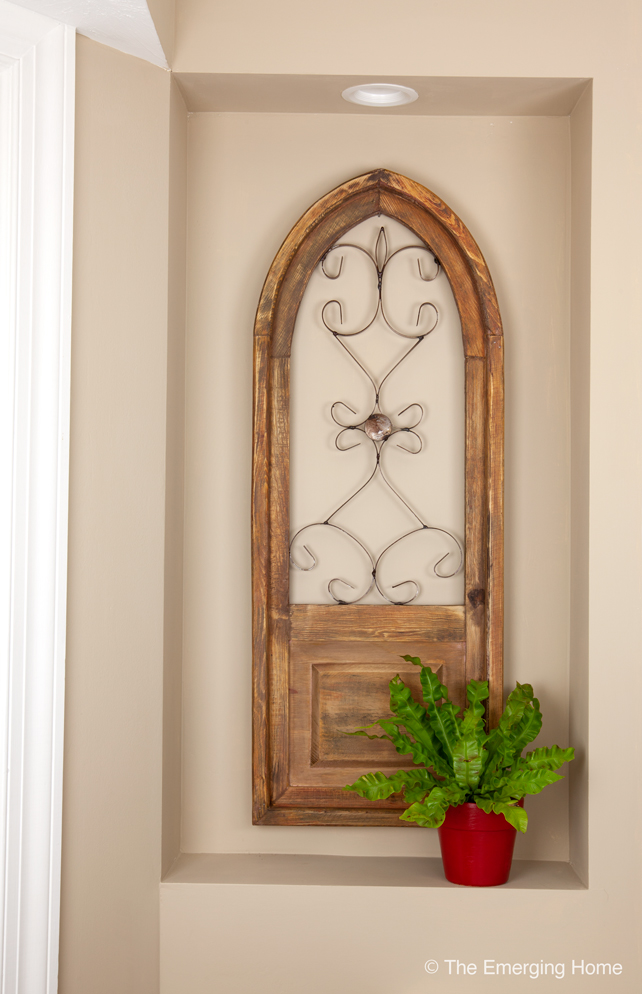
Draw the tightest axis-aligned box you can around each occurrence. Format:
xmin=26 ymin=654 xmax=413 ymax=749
xmin=253 ymin=169 xmax=504 ymax=826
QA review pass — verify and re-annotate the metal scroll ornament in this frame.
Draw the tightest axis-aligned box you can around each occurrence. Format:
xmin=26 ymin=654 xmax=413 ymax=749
xmin=290 ymin=226 xmax=463 ymax=605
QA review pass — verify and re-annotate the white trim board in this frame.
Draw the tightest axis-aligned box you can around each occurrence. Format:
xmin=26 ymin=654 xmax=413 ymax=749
xmin=0 ymin=2 xmax=74 ymax=991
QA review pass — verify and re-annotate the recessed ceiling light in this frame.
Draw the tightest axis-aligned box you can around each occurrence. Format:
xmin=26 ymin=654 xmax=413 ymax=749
xmin=342 ymin=83 xmax=419 ymax=107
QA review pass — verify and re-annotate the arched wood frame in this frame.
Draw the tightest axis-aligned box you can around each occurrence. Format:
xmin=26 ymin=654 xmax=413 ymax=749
xmin=253 ymin=169 xmax=504 ymax=826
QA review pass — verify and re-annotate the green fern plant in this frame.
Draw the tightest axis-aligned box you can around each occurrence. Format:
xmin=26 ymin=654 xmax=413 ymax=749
xmin=343 ymin=656 xmax=574 ymax=832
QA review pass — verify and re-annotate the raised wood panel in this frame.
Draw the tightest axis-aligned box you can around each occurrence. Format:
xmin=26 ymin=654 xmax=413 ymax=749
xmin=253 ymin=169 xmax=504 ymax=825
xmin=310 ymin=661 xmax=417 ymax=767
xmin=289 ymin=642 xmax=465 ymax=791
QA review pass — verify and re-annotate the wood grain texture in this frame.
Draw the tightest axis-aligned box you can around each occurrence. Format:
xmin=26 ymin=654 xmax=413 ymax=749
xmin=378 ymin=191 xmax=486 ymax=358
xmin=272 ymin=787 xmax=408 ymax=810
xmin=487 ymin=336 xmax=505 ymax=727
xmin=272 ymin=191 xmax=379 ymax=357
xmin=255 ymin=172 xmax=381 ymax=339
xmin=289 ymin=644 xmax=465 ymax=796
xmin=252 ymin=337 xmax=270 ymax=822
xmin=380 ymin=170 xmax=503 ymax=340
xmin=268 ymin=358 xmax=290 ymax=801
xmin=256 ymin=807 xmax=419 ymax=826
xmin=290 ymin=604 xmax=464 ymax=642
xmin=464 ymin=357 xmax=488 ymax=683
xmin=252 ymin=169 xmax=504 ymax=825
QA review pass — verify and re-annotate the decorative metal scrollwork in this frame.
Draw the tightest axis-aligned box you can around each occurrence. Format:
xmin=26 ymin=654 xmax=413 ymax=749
xmin=290 ymin=226 xmax=464 ymax=605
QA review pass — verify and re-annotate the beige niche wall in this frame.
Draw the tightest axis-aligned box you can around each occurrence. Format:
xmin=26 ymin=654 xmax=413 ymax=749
xmin=182 ymin=109 xmax=572 ymax=859
xmin=61 ymin=35 xmax=187 ymax=994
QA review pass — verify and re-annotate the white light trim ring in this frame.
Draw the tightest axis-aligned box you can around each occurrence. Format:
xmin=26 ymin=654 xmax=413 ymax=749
xmin=342 ymin=83 xmax=419 ymax=107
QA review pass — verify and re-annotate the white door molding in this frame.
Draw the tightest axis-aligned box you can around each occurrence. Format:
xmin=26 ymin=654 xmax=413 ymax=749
xmin=0 ymin=3 xmax=74 ymax=991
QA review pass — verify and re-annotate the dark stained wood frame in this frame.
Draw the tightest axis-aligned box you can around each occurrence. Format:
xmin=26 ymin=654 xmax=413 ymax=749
xmin=253 ymin=169 xmax=504 ymax=826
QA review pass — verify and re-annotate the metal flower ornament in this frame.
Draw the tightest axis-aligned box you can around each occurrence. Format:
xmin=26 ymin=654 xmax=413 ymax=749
xmin=290 ymin=226 xmax=464 ymax=605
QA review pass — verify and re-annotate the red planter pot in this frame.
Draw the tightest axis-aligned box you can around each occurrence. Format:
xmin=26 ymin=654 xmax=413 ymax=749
xmin=438 ymin=801 xmax=523 ymax=886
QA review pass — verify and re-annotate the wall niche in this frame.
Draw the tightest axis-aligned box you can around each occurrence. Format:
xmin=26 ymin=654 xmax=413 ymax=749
xmin=176 ymin=79 xmax=589 ymax=875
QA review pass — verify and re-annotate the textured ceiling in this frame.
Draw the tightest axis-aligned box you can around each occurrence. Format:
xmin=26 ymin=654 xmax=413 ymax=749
xmin=8 ymin=0 xmax=167 ymax=66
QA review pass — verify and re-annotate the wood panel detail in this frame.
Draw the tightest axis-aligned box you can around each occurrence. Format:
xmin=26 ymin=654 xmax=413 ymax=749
xmin=253 ymin=169 xmax=504 ymax=825
xmin=289 ymin=641 xmax=465 ymax=791
xmin=290 ymin=604 xmax=464 ymax=642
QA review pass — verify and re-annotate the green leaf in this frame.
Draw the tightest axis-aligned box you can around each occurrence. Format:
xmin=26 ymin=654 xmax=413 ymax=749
xmin=345 ymin=719 xmax=428 ymax=767
xmin=400 ymin=784 xmax=466 ymax=828
xmin=500 ymin=803 xmax=529 ymax=833
xmin=475 ymin=796 xmax=529 ymax=833
xmin=343 ymin=768 xmax=440 ymax=802
xmin=466 ymin=679 xmax=489 ymax=718
xmin=388 ymin=676 xmax=452 ymax=777
xmin=507 ymin=697 xmax=543 ymax=758
xmin=518 ymin=745 xmax=575 ymax=772
xmin=478 ymin=744 xmax=572 ymax=800
xmin=401 ymin=654 xmax=423 ymax=668
xmin=452 ymin=735 xmax=486 ymax=790
xmin=483 ymin=683 xmax=539 ymax=778
xmin=477 ymin=770 xmax=514 ymax=795
xmin=343 ymin=771 xmax=405 ymax=800
xmin=415 ymin=662 xmax=449 ymax=708
xmin=483 ymin=767 xmax=565 ymax=804
xmin=452 ymin=679 xmax=489 ymax=789
xmin=494 ymin=682 xmax=535 ymax=734
xmin=504 ymin=682 xmax=536 ymax=723
xmin=415 ymin=665 xmax=461 ymax=763
xmin=396 ymin=767 xmax=442 ymax=803
xmin=403 ymin=772 xmax=442 ymax=804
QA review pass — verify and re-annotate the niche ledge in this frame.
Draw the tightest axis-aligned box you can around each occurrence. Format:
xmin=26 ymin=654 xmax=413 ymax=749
xmin=162 ymin=853 xmax=585 ymax=891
